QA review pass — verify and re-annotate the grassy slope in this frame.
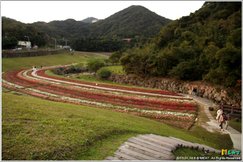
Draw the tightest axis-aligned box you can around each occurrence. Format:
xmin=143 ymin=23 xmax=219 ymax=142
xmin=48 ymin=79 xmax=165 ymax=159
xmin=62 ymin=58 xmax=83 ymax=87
xmin=229 ymin=119 xmax=242 ymax=133
xmin=2 ymin=92 xmax=232 ymax=160
xmin=2 ymin=53 xmax=233 ymax=160
xmin=2 ymin=52 xmax=107 ymax=72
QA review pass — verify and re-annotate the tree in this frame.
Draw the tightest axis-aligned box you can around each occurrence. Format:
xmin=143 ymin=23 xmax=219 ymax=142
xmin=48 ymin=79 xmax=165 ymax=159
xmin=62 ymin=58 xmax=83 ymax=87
xmin=97 ymin=68 xmax=112 ymax=79
xmin=87 ymin=59 xmax=105 ymax=72
xmin=169 ymin=60 xmax=203 ymax=80
xmin=2 ymin=36 xmax=17 ymax=49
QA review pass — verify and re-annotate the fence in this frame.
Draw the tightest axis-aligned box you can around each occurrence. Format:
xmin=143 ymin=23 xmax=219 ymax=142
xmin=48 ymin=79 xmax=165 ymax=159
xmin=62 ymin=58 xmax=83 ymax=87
xmin=222 ymin=105 xmax=241 ymax=118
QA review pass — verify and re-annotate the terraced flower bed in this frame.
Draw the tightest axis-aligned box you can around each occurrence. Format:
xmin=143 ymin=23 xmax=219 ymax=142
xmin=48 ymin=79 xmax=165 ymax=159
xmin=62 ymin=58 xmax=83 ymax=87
xmin=2 ymin=66 xmax=198 ymax=129
xmin=37 ymin=68 xmax=181 ymax=96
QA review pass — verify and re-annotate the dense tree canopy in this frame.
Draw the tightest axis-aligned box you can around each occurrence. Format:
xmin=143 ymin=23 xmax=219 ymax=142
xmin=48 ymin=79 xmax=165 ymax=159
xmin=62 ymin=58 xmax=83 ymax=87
xmin=2 ymin=17 xmax=50 ymax=49
xmin=120 ymin=2 xmax=241 ymax=87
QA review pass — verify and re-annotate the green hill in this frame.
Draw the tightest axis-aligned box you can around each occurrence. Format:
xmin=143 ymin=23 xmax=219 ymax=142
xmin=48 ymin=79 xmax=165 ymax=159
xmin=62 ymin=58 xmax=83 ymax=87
xmin=89 ymin=5 xmax=171 ymax=38
xmin=2 ymin=5 xmax=171 ymax=51
xmin=2 ymin=17 xmax=49 ymax=48
xmin=120 ymin=2 xmax=241 ymax=87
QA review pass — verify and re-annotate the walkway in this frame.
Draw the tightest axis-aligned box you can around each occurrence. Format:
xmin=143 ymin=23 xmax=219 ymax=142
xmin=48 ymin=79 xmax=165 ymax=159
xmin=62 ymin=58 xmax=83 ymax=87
xmin=106 ymin=134 xmax=220 ymax=160
xmin=186 ymin=94 xmax=242 ymax=151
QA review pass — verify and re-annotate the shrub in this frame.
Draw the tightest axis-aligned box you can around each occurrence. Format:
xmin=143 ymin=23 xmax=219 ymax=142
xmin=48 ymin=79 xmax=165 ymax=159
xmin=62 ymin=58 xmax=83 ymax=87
xmin=87 ymin=59 xmax=105 ymax=72
xmin=208 ymin=107 xmax=214 ymax=111
xmin=97 ymin=68 xmax=111 ymax=80
xmin=51 ymin=64 xmax=88 ymax=75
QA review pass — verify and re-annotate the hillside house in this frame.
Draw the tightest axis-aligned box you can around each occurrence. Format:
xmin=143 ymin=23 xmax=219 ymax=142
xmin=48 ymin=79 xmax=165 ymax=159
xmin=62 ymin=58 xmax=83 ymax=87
xmin=18 ymin=41 xmax=31 ymax=49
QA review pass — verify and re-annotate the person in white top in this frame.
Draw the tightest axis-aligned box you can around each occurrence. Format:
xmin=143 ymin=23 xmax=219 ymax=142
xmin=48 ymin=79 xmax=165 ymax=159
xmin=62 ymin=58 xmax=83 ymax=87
xmin=216 ymin=107 xmax=223 ymax=122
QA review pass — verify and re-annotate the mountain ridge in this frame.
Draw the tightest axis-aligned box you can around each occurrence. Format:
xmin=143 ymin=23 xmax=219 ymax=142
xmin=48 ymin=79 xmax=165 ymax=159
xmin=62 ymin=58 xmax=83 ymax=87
xmin=2 ymin=5 xmax=172 ymax=51
xmin=2 ymin=5 xmax=171 ymax=41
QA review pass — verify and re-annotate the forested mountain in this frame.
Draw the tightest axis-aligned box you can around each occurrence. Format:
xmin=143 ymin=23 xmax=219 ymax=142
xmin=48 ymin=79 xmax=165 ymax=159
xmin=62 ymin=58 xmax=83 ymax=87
xmin=89 ymin=5 xmax=171 ymax=38
xmin=2 ymin=5 xmax=171 ymax=51
xmin=120 ymin=2 xmax=241 ymax=87
xmin=2 ymin=17 xmax=50 ymax=48
xmin=33 ymin=19 xmax=90 ymax=39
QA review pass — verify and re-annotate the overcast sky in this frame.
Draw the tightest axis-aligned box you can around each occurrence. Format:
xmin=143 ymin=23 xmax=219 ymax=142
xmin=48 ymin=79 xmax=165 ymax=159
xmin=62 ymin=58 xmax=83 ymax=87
xmin=1 ymin=1 xmax=205 ymax=23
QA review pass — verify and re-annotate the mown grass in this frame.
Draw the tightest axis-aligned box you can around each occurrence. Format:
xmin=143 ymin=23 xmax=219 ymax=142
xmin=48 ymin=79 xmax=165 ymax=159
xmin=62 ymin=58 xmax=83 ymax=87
xmin=2 ymin=52 xmax=233 ymax=160
xmin=229 ymin=119 xmax=242 ymax=133
xmin=2 ymin=52 xmax=108 ymax=72
xmin=2 ymin=92 xmax=232 ymax=160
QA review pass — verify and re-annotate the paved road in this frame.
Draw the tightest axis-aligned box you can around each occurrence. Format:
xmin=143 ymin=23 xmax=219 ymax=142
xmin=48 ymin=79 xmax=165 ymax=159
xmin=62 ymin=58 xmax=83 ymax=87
xmin=185 ymin=94 xmax=242 ymax=151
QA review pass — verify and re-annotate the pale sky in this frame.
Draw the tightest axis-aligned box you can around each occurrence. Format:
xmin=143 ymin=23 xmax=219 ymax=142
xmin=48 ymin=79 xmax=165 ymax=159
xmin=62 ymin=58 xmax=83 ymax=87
xmin=1 ymin=1 xmax=205 ymax=23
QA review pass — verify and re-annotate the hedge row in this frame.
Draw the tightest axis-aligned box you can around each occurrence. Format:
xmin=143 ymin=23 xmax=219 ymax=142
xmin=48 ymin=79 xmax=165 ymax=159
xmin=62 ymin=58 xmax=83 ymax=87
xmin=2 ymin=49 xmax=66 ymax=58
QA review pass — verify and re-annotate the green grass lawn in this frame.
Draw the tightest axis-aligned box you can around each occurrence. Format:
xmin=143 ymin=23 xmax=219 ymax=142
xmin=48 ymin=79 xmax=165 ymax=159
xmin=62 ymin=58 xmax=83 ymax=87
xmin=2 ymin=92 xmax=232 ymax=160
xmin=2 ymin=52 xmax=108 ymax=72
xmin=229 ymin=119 xmax=242 ymax=133
xmin=2 ymin=53 xmax=233 ymax=160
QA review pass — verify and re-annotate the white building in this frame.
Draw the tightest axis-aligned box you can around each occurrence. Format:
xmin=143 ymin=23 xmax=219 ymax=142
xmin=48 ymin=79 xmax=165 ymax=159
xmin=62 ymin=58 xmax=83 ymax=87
xmin=18 ymin=41 xmax=31 ymax=48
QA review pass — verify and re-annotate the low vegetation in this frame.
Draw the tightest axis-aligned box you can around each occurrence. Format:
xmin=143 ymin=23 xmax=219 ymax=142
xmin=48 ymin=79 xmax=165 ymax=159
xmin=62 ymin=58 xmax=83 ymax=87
xmin=97 ymin=68 xmax=111 ymax=79
xmin=101 ymin=66 xmax=124 ymax=75
xmin=2 ymin=2 xmax=240 ymax=160
xmin=2 ymin=92 xmax=232 ymax=160
xmin=51 ymin=64 xmax=88 ymax=75
xmin=87 ymin=59 xmax=105 ymax=72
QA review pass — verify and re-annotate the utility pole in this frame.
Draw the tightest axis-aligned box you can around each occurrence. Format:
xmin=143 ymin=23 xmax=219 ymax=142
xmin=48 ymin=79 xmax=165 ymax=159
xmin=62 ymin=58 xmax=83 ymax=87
xmin=52 ymin=38 xmax=56 ymax=49
xmin=24 ymin=35 xmax=30 ymax=42
xmin=62 ymin=37 xmax=68 ymax=46
xmin=24 ymin=36 xmax=30 ymax=50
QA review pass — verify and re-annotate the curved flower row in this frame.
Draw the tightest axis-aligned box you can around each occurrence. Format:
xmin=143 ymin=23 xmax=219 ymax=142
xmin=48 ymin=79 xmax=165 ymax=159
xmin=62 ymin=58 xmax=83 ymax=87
xmin=19 ymin=70 xmax=197 ymax=112
xmin=3 ymin=80 xmax=194 ymax=119
xmin=2 ymin=66 xmax=198 ymax=129
xmin=37 ymin=68 xmax=182 ymax=97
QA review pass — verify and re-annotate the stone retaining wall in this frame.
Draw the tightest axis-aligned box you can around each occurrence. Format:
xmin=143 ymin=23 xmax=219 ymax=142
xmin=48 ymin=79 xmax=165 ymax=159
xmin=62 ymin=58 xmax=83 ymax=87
xmin=109 ymin=74 xmax=241 ymax=107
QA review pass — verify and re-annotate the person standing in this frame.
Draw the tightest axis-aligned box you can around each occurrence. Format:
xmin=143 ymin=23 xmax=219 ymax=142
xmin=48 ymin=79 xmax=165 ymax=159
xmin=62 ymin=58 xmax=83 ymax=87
xmin=218 ymin=113 xmax=225 ymax=131
xmin=216 ymin=107 xmax=223 ymax=122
